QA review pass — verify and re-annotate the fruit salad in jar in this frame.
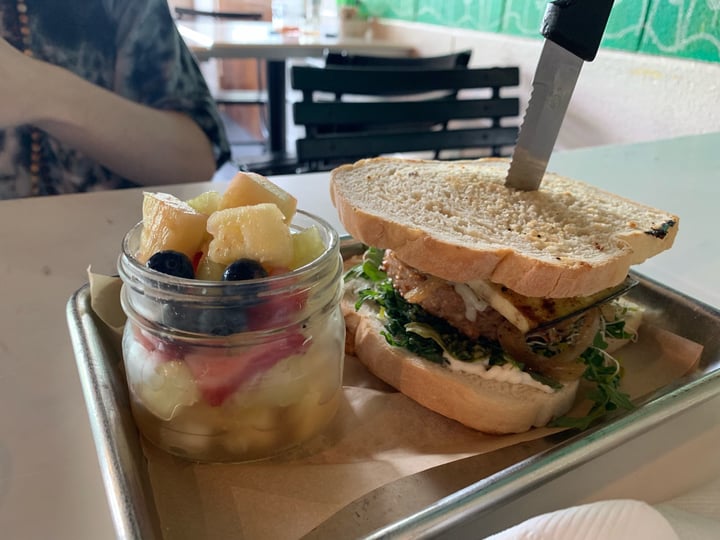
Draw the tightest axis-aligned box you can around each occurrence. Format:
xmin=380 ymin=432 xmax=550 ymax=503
xmin=117 ymin=172 xmax=345 ymax=462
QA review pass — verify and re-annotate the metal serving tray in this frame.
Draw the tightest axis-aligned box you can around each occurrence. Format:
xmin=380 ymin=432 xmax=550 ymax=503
xmin=66 ymin=243 xmax=720 ymax=540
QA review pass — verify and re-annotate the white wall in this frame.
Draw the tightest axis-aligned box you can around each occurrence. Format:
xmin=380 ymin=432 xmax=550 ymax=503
xmin=375 ymin=20 xmax=720 ymax=151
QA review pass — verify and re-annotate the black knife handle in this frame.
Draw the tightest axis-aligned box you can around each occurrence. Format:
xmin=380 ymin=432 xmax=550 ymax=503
xmin=541 ymin=0 xmax=615 ymax=61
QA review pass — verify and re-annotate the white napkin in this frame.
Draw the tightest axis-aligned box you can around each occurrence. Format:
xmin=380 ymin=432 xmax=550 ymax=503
xmin=485 ymin=499 xmax=679 ymax=540
xmin=655 ymin=476 xmax=720 ymax=540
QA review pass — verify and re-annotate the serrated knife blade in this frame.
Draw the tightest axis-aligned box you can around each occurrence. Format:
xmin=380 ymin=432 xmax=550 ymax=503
xmin=505 ymin=40 xmax=582 ymax=191
xmin=506 ymin=0 xmax=615 ymax=191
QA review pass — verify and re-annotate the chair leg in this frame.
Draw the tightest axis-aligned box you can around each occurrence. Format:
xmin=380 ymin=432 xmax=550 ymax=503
xmin=256 ymin=59 xmax=269 ymax=141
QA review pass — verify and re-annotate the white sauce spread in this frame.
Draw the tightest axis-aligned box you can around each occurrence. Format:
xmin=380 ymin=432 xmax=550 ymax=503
xmin=444 ymin=353 xmax=555 ymax=393
xmin=453 ymin=283 xmax=488 ymax=322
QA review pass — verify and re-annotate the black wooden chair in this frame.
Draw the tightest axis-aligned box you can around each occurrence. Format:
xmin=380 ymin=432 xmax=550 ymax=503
xmin=237 ymin=50 xmax=473 ymax=174
xmin=289 ymin=64 xmax=519 ymax=172
xmin=323 ymin=49 xmax=472 ymax=69
xmin=319 ymin=49 xmax=474 ymax=159
xmin=237 ymin=46 xmax=519 ymax=175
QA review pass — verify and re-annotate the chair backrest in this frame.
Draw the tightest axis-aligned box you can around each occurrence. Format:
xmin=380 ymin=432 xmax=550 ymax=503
xmin=324 ymin=49 xmax=472 ymax=69
xmin=324 ymin=50 xmax=472 ymax=104
xmin=290 ymin=64 xmax=520 ymax=170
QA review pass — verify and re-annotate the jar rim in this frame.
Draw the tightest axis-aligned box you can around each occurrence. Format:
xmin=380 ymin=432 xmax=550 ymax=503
xmin=118 ymin=208 xmax=340 ymax=295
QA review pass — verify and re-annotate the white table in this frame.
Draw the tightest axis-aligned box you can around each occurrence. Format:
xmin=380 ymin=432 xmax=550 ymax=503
xmin=177 ymin=19 xmax=416 ymax=154
xmin=0 ymin=132 xmax=718 ymax=539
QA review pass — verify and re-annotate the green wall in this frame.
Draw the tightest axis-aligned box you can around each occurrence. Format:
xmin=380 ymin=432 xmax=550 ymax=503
xmin=358 ymin=0 xmax=720 ymax=63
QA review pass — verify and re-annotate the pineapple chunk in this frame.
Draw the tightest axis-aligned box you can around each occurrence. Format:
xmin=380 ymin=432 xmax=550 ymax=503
xmin=206 ymin=203 xmax=293 ymax=267
xmin=138 ymin=192 xmax=208 ymax=263
xmin=136 ymin=360 xmax=200 ymax=421
xmin=186 ymin=191 xmax=221 ymax=215
xmin=219 ymin=172 xmax=297 ymax=222
xmin=291 ymin=226 xmax=326 ymax=269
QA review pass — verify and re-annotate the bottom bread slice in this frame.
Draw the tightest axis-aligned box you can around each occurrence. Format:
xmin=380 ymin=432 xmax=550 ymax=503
xmin=342 ymin=296 xmax=579 ymax=435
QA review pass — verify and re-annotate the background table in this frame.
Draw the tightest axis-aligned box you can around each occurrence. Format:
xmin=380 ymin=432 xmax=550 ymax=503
xmin=177 ymin=19 xmax=416 ymax=154
xmin=0 ymin=132 xmax=718 ymax=539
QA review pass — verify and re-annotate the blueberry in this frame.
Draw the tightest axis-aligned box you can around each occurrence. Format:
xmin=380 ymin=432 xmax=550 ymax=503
xmin=222 ymin=258 xmax=268 ymax=281
xmin=160 ymin=305 xmax=249 ymax=335
xmin=146 ymin=250 xmax=195 ymax=279
xmin=161 ymin=303 xmax=195 ymax=332
xmin=198 ymin=309 xmax=249 ymax=336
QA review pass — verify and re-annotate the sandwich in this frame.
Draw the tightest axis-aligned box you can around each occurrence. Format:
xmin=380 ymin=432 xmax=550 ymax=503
xmin=330 ymin=157 xmax=678 ymax=434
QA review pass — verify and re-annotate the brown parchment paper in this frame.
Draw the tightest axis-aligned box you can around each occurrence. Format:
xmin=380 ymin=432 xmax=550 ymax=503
xmin=88 ymin=271 xmax=703 ymax=540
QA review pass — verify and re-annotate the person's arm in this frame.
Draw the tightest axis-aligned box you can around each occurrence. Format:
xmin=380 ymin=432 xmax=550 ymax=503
xmin=0 ymin=37 xmax=217 ymax=186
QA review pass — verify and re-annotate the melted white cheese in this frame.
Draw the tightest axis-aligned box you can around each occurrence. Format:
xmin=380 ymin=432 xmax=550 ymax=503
xmin=463 ymin=278 xmax=632 ymax=334
xmin=466 ymin=279 xmax=530 ymax=330
xmin=453 ymin=283 xmax=488 ymax=322
xmin=444 ymin=353 xmax=555 ymax=393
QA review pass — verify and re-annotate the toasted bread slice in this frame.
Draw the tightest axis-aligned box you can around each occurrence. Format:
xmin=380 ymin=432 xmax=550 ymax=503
xmin=330 ymin=157 xmax=678 ymax=298
xmin=341 ymin=282 xmax=579 ymax=434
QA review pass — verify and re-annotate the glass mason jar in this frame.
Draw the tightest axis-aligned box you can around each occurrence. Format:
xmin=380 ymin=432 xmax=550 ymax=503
xmin=117 ymin=210 xmax=345 ymax=463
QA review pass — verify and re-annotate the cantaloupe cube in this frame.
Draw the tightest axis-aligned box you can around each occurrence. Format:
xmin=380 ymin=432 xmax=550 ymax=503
xmin=219 ymin=172 xmax=297 ymax=222
xmin=138 ymin=192 xmax=208 ymax=263
xmin=206 ymin=203 xmax=293 ymax=267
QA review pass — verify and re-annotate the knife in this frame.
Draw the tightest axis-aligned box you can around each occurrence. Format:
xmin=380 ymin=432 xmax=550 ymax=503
xmin=506 ymin=0 xmax=615 ymax=191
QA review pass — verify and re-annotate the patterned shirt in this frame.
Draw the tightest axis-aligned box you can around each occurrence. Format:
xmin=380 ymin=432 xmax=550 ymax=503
xmin=0 ymin=0 xmax=230 ymax=199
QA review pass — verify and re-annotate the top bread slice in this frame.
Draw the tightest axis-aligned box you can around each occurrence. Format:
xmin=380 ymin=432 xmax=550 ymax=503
xmin=330 ymin=157 xmax=679 ymax=298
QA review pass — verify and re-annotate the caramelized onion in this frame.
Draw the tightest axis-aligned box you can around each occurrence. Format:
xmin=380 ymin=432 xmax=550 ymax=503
xmin=498 ymin=309 xmax=601 ymax=381
xmin=403 ymin=280 xmax=442 ymax=303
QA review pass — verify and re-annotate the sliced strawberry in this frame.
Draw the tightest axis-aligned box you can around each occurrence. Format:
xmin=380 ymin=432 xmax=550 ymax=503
xmin=191 ymin=251 xmax=203 ymax=273
xmin=131 ymin=325 xmax=184 ymax=362
xmin=183 ymin=331 xmax=308 ymax=406
xmin=264 ymin=265 xmax=291 ymax=276
xmin=247 ymin=280 xmax=308 ymax=331
xmin=132 ymin=324 xmax=157 ymax=352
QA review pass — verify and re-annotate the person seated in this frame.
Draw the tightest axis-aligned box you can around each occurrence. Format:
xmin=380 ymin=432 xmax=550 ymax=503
xmin=0 ymin=0 xmax=231 ymax=199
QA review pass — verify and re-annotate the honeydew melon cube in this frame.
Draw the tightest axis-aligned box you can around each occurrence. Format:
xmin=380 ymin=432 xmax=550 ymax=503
xmin=195 ymin=255 xmax=226 ymax=281
xmin=186 ymin=191 xmax=221 ymax=215
xmin=291 ymin=226 xmax=326 ymax=269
